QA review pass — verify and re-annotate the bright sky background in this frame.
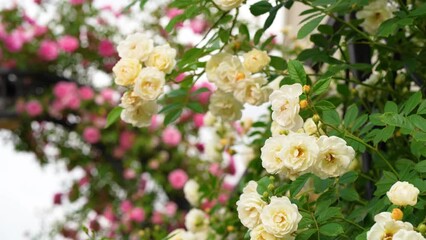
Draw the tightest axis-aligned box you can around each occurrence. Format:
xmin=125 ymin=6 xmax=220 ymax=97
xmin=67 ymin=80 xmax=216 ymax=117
xmin=0 ymin=0 xmax=284 ymax=239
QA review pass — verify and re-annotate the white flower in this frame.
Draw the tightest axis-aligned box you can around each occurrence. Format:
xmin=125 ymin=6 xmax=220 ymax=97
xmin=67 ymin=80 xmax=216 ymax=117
xmin=208 ymin=90 xmax=243 ymax=121
xmin=393 ymin=229 xmax=426 ymax=240
xmin=213 ymin=0 xmax=243 ymax=11
xmin=112 ymin=58 xmax=142 ymax=86
xmin=120 ymin=100 xmax=158 ymax=128
xmin=236 ymin=181 xmax=266 ymax=229
xmin=367 ymin=212 xmax=414 ymax=240
xmin=260 ymin=196 xmax=302 ymax=238
xmin=243 ymin=49 xmax=271 ymax=73
xmin=261 ymin=135 xmax=288 ymax=174
xmin=167 ymin=229 xmax=196 ymax=240
xmin=313 ymin=136 xmax=355 ymax=179
xmin=250 ymin=224 xmax=281 ymax=240
xmin=185 ymin=209 xmax=210 ymax=233
xmin=303 ymin=118 xmax=322 ymax=136
xmin=120 ymin=91 xmax=142 ymax=110
xmin=234 ymin=76 xmax=272 ymax=105
xmin=134 ymin=67 xmax=165 ymax=101
xmin=206 ymin=53 xmax=248 ymax=92
xmin=386 ymin=181 xmax=420 ymax=206
xmin=356 ymin=0 xmax=395 ymax=34
xmin=145 ymin=44 xmax=177 ymax=74
xmin=270 ymin=83 xmax=304 ymax=130
xmin=117 ymin=33 xmax=154 ymax=61
xmin=184 ymin=179 xmax=200 ymax=206
xmin=355 ymin=72 xmax=381 ymax=102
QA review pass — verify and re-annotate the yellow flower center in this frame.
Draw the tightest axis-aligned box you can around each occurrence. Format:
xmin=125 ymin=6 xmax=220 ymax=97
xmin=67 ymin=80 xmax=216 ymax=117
xmin=236 ymin=72 xmax=246 ymax=81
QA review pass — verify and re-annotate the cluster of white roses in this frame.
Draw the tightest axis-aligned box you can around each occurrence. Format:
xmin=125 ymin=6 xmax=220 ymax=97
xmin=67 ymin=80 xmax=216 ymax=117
xmin=167 ymin=208 xmax=218 ymax=240
xmin=262 ymin=83 xmax=355 ymax=180
xmin=356 ymin=0 xmax=395 ymax=34
xmin=236 ymin=181 xmax=302 ymax=240
xmin=206 ymin=49 xmax=273 ymax=121
xmin=112 ymin=33 xmax=177 ymax=127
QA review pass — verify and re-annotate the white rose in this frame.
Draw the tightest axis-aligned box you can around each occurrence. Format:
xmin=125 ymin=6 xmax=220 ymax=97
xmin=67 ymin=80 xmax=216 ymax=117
xmin=386 ymin=181 xmax=420 ymax=206
xmin=134 ymin=67 xmax=165 ymax=101
xmin=303 ymin=118 xmax=323 ymax=136
xmin=112 ymin=58 xmax=142 ymax=86
xmin=261 ymin=135 xmax=288 ymax=174
xmin=260 ymin=196 xmax=302 ymax=238
xmin=270 ymin=121 xmax=303 ymax=136
xmin=120 ymin=91 xmax=142 ymax=110
xmin=367 ymin=212 xmax=414 ymax=240
xmin=206 ymin=53 xmax=248 ymax=92
xmin=355 ymin=72 xmax=381 ymax=102
xmin=243 ymin=49 xmax=271 ymax=73
xmin=393 ymin=229 xmax=426 ymax=240
xmin=270 ymin=83 xmax=304 ymax=130
xmin=234 ymin=76 xmax=272 ymax=106
xmin=356 ymin=0 xmax=395 ymax=34
xmin=120 ymin=100 xmax=157 ymax=128
xmin=185 ymin=209 xmax=209 ymax=233
xmin=278 ymin=133 xmax=319 ymax=180
xmin=184 ymin=179 xmax=200 ymax=206
xmin=250 ymin=224 xmax=281 ymax=240
xmin=208 ymin=90 xmax=243 ymax=121
xmin=236 ymin=181 xmax=266 ymax=229
xmin=213 ymin=0 xmax=243 ymax=11
xmin=167 ymin=229 xmax=196 ymax=240
xmin=117 ymin=33 xmax=154 ymax=61
xmin=145 ymin=44 xmax=177 ymax=74
xmin=313 ymin=136 xmax=355 ymax=179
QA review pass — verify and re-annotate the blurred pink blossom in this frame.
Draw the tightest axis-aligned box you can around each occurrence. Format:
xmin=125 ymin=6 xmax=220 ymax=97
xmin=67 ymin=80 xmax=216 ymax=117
xmin=103 ymin=206 xmax=116 ymax=223
xmin=25 ymin=100 xmax=43 ymax=117
xmin=120 ymin=200 xmax=133 ymax=213
xmin=78 ymin=86 xmax=94 ymax=100
xmin=38 ymin=40 xmax=59 ymax=61
xmin=175 ymin=73 xmax=186 ymax=82
xmin=193 ymin=114 xmax=204 ymax=128
xmin=129 ymin=207 xmax=145 ymax=223
xmin=190 ymin=18 xmax=208 ymax=34
xmin=161 ymin=126 xmax=182 ymax=147
xmin=83 ymin=127 xmax=101 ymax=144
xmin=149 ymin=115 xmax=161 ymax=132
xmin=151 ymin=211 xmax=163 ymax=224
xmin=100 ymin=88 xmax=119 ymax=105
xmin=119 ymin=131 xmax=136 ymax=150
xmin=78 ymin=175 xmax=90 ymax=187
xmin=4 ymin=31 xmax=25 ymax=52
xmin=168 ymin=169 xmax=188 ymax=189
xmin=124 ymin=169 xmax=136 ymax=180
xmin=191 ymin=82 xmax=214 ymax=105
xmin=33 ymin=25 xmax=48 ymax=37
xmin=165 ymin=202 xmax=177 ymax=216
xmin=98 ymin=40 xmax=116 ymax=57
xmin=70 ymin=0 xmax=85 ymax=5
xmin=166 ymin=8 xmax=183 ymax=19
xmin=209 ymin=163 xmax=222 ymax=177
xmin=58 ymin=35 xmax=79 ymax=53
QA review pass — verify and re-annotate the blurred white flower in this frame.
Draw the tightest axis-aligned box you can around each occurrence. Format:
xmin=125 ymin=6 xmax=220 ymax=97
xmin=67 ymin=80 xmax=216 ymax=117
xmin=356 ymin=0 xmax=395 ymax=34
xmin=185 ymin=209 xmax=210 ymax=233
xmin=134 ymin=67 xmax=165 ymax=101
xmin=117 ymin=33 xmax=154 ymax=61
xmin=184 ymin=179 xmax=200 ymax=206
xmin=208 ymin=90 xmax=243 ymax=121
xmin=243 ymin=49 xmax=270 ymax=73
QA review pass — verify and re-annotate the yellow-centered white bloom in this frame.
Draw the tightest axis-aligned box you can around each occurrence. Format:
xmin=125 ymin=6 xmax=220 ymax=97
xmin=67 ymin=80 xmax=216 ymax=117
xmin=117 ymin=33 xmax=154 ymax=61
xmin=261 ymin=135 xmax=288 ymax=174
xmin=145 ymin=44 xmax=177 ymax=74
xmin=243 ymin=49 xmax=271 ymax=73
xmin=112 ymin=58 xmax=142 ymax=86
xmin=167 ymin=229 xmax=196 ymax=240
xmin=356 ymin=0 xmax=395 ymax=34
xmin=367 ymin=212 xmax=414 ymax=240
xmin=260 ymin=196 xmax=302 ymax=238
xmin=134 ymin=67 xmax=165 ymax=101
xmin=270 ymin=83 xmax=304 ymax=130
xmin=184 ymin=179 xmax=200 ymax=206
xmin=213 ymin=0 xmax=243 ymax=11
xmin=393 ymin=229 xmax=426 ymax=240
xmin=208 ymin=90 xmax=243 ymax=121
xmin=314 ymin=136 xmax=355 ymax=179
xmin=120 ymin=100 xmax=157 ymax=128
xmin=386 ymin=181 xmax=420 ymax=206
xmin=234 ymin=76 xmax=272 ymax=106
xmin=250 ymin=224 xmax=281 ymax=240
xmin=206 ymin=53 xmax=248 ymax=93
xmin=185 ymin=209 xmax=210 ymax=233
xmin=120 ymin=91 xmax=142 ymax=110
xmin=236 ymin=181 xmax=266 ymax=229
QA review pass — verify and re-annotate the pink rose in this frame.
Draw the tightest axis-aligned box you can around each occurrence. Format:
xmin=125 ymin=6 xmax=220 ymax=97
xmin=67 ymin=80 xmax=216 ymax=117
xmin=149 ymin=115 xmax=161 ymax=132
xmin=38 ymin=40 xmax=59 ymax=61
xmin=120 ymin=200 xmax=133 ymax=213
xmin=168 ymin=169 xmax=188 ymax=189
xmin=33 ymin=25 xmax=48 ymax=37
xmin=25 ymin=100 xmax=43 ymax=117
xmin=191 ymin=82 xmax=214 ymax=105
xmin=165 ymin=202 xmax=177 ymax=216
xmin=209 ymin=163 xmax=222 ymax=177
xmin=103 ymin=206 xmax=116 ymax=223
xmin=78 ymin=86 xmax=94 ymax=100
xmin=151 ymin=211 xmax=163 ymax=224
xmin=83 ymin=127 xmax=101 ymax=144
xmin=193 ymin=114 xmax=204 ymax=128
xmin=123 ymin=169 xmax=136 ymax=180
xmin=218 ymin=194 xmax=229 ymax=204
xmin=100 ymin=88 xmax=119 ymax=105
xmin=190 ymin=18 xmax=208 ymax=34
xmin=54 ymin=82 xmax=78 ymax=98
xmin=129 ymin=207 xmax=145 ymax=223
xmin=98 ymin=40 xmax=116 ymax=57
xmin=166 ymin=8 xmax=183 ymax=19
xmin=58 ymin=35 xmax=79 ymax=53
xmin=4 ymin=31 xmax=25 ymax=52
xmin=161 ymin=126 xmax=182 ymax=147
xmin=70 ymin=0 xmax=84 ymax=5
xmin=119 ymin=131 xmax=136 ymax=150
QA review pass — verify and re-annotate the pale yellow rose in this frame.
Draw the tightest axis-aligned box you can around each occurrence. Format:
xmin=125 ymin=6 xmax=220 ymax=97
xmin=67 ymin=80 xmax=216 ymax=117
xmin=112 ymin=58 xmax=142 ymax=86
xmin=208 ymin=90 xmax=243 ymax=121
xmin=386 ymin=181 xmax=420 ymax=206
xmin=243 ymin=49 xmax=270 ymax=73
xmin=117 ymin=33 xmax=154 ymax=61
xmin=145 ymin=44 xmax=177 ymax=74
xmin=213 ymin=0 xmax=243 ymax=11
xmin=134 ymin=67 xmax=165 ymax=101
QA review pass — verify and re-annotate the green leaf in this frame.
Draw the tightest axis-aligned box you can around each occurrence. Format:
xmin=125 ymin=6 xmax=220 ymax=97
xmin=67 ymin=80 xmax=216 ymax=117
xmin=402 ymin=91 xmax=422 ymax=115
xmin=417 ymin=100 xmax=426 ymax=115
xmin=379 ymin=113 xmax=405 ymax=127
xmin=344 ymin=104 xmax=359 ymax=128
xmin=264 ymin=5 xmax=280 ymax=30
xmin=316 ymin=207 xmax=342 ymax=222
xmin=159 ymin=103 xmax=183 ymax=114
xmin=256 ymin=176 xmax=272 ymax=195
xmin=340 ymin=187 xmax=360 ymax=201
xmin=374 ymin=171 xmax=398 ymax=196
xmin=288 ymin=60 xmax=307 ymax=84
xmin=219 ymin=28 xmax=230 ymax=43
xmin=187 ymin=102 xmax=204 ymax=113
xmin=339 ymin=171 xmax=358 ymax=184
xmin=322 ymin=109 xmax=340 ymax=126
xmin=269 ymin=56 xmax=287 ymax=70
xmin=105 ymin=107 xmax=123 ymax=128
xmin=320 ymin=223 xmax=344 ymax=236
xmin=250 ymin=1 xmax=273 ymax=16
xmin=164 ymin=109 xmax=183 ymax=125
xmin=351 ymin=114 xmax=368 ymax=131
xmin=410 ymin=3 xmax=426 ymax=17
xmin=415 ymin=160 xmax=426 ymax=173
xmin=377 ymin=18 xmax=398 ymax=37
xmin=254 ymin=29 xmax=265 ymax=45
xmin=295 ymin=229 xmax=317 ymax=240
xmin=297 ymin=15 xmax=325 ymax=39
xmin=312 ymin=77 xmax=331 ymax=96
xmin=239 ymin=24 xmax=250 ymax=40
xmin=408 ymin=115 xmax=426 ymax=132
xmin=290 ymin=173 xmax=312 ymax=197
xmin=139 ymin=0 xmax=148 ymax=9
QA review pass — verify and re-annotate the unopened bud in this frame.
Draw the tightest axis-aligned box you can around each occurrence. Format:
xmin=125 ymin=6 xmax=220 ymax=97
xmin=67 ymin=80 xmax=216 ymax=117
xmin=391 ymin=208 xmax=403 ymax=221
xmin=300 ymin=99 xmax=308 ymax=109
xmin=227 ymin=226 xmax=235 ymax=232
xmin=267 ymin=183 xmax=274 ymax=191
xmin=312 ymin=114 xmax=320 ymax=123
xmin=303 ymin=85 xmax=311 ymax=93
xmin=418 ymin=223 xmax=426 ymax=234
xmin=263 ymin=192 xmax=269 ymax=198
xmin=234 ymin=41 xmax=241 ymax=50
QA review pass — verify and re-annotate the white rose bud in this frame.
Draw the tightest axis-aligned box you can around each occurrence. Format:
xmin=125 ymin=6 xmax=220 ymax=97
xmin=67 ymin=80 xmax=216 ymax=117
xmin=184 ymin=179 xmax=200 ymax=206
xmin=260 ymin=196 xmax=302 ymax=238
xmin=117 ymin=33 xmax=154 ymax=61
xmin=270 ymin=83 xmax=304 ymax=130
xmin=213 ymin=0 xmax=243 ymax=11
xmin=145 ymin=44 xmax=177 ymax=74
xmin=236 ymin=181 xmax=266 ymax=229
xmin=112 ymin=58 xmax=142 ymax=86
xmin=185 ymin=209 xmax=210 ymax=233
xmin=134 ymin=67 xmax=165 ymax=101
xmin=386 ymin=181 xmax=420 ymax=206
xmin=208 ymin=90 xmax=243 ymax=121
xmin=243 ymin=49 xmax=271 ymax=73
